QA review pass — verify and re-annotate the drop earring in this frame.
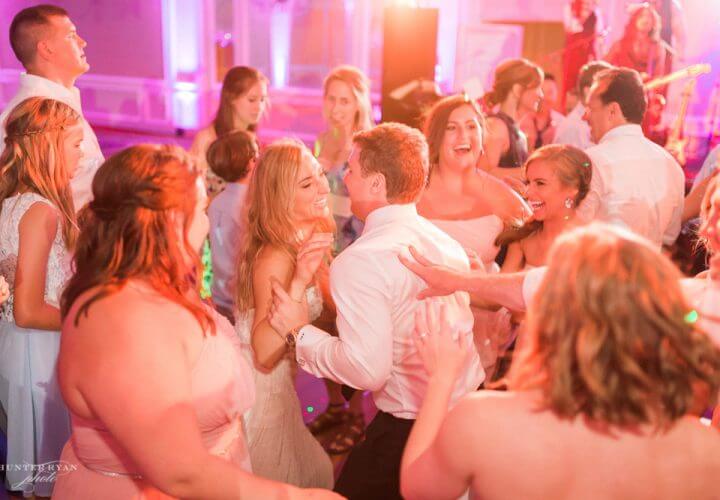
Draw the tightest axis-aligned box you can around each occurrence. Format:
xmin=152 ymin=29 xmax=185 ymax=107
xmin=564 ymin=198 xmax=574 ymax=221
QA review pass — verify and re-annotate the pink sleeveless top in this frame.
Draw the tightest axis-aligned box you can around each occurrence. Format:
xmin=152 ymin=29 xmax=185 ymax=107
xmin=53 ymin=308 xmax=255 ymax=499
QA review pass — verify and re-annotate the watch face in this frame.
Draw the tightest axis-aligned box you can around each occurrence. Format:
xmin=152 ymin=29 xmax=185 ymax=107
xmin=285 ymin=333 xmax=296 ymax=347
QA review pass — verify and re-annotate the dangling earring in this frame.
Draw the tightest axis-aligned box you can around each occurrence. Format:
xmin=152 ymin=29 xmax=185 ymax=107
xmin=564 ymin=198 xmax=574 ymax=221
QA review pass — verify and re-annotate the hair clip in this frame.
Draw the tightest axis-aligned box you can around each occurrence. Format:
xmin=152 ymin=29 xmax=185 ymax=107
xmin=684 ymin=309 xmax=698 ymax=325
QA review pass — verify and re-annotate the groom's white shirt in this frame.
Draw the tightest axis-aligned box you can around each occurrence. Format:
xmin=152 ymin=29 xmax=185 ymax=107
xmin=296 ymin=203 xmax=484 ymax=419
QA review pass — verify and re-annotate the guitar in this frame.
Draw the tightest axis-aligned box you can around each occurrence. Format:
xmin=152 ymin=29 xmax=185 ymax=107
xmin=665 ymin=78 xmax=697 ymax=166
xmin=645 ymin=63 xmax=712 ymax=91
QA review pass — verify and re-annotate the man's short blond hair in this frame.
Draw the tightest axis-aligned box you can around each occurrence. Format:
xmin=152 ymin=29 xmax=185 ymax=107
xmin=352 ymin=122 xmax=428 ymax=203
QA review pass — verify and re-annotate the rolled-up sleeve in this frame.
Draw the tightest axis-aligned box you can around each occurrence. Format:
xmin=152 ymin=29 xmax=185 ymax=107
xmin=295 ymin=253 xmax=393 ymax=392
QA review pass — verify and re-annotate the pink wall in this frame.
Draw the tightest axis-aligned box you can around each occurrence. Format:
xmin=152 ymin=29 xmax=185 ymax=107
xmin=0 ymin=0 xmax=164 ymax=79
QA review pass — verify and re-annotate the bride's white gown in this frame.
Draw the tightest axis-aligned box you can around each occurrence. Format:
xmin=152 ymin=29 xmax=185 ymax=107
xmin=235 ymin=286 xmax=333 ymax=488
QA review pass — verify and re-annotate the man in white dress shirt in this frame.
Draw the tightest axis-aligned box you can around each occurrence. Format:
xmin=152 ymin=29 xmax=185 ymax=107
xmin=553 ymin=60 xmax=612 ymax=150
xmin=580 ymin=67 xmax=685 ymax=248
xmin=269 ymin=123 xmax=483 ymax=499
xmin=1 ymin=5 xmax=103 ymax=210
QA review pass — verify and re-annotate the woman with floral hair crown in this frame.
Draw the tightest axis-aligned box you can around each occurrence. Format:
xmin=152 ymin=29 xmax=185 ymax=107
xmin=0 ymin=97 xmax=83 ymax=497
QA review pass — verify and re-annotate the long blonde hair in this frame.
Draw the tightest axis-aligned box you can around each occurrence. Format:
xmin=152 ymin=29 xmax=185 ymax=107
xmin=508 ymin=223 xmax=720 ymax=429
xmin=0 ymin=97 xmax=79 ymax=249
xmin=236 ymin=139 xmax=334 ymax=311
xmin=323 ymin=65 xmax=373 ymax=132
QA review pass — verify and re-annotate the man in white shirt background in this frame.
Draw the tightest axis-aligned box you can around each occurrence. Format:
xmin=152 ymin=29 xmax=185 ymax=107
xmin=553 ymin=60 xmax=612 ymax=150
xmin=2 ymin=4 xmax=103 ymax=210
xmin=580 ymin=67 xmax=685 ymax=248
xmin=268 ymin=122 xmax=483 ymax=499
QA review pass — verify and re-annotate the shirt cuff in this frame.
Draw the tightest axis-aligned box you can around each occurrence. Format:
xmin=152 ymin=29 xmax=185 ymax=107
xmin=522 ymin=267 xmax=547 ymax=310
xmin=295 ymin=324 xmax=331 ymax=369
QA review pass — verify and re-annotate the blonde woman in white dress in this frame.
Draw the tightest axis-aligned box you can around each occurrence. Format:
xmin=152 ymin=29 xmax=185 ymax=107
xmin=235 ymin=139 xmax=335 ymax=488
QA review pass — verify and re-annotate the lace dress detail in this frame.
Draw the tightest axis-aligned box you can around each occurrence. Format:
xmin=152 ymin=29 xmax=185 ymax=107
xmin=235 ymin=286 xmax=333 ymax=488
xmin=0 ymin=192 xmax=71 ymax=497
xmin=0 ymin=193 xmax=69 ymax=321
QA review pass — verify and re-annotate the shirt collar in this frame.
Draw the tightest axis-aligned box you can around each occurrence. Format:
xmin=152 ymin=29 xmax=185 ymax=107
xmin=363 ymin=203 xmax=418 ymax=232
xmin=598 ymin=124 xmax=643 ymax=144
xmin=18 ymin=73 xmax=82 ymax=111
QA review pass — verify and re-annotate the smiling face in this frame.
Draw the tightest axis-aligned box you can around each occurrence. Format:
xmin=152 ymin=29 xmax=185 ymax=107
xmin=232 ymin=80 xmax=268 ymax=130
xmin=518 ymin=83 xmax=544 ymax=114
xmin=525 ymin=159 xmax=578 ymax=221
xmin=324 ymin=79 xmax=359 ymax=130
xmin=291 ymin=150 xmax=331 ymax=224
xmin=43 ymin=15 xmax=89 ymax=78
xmin=583 ymin=79 xmax=615 ymax=143
xmin=344 ymin=146 xmax=384 ymax=221
xmin=438 ymin=104 xmax=483 ymax=172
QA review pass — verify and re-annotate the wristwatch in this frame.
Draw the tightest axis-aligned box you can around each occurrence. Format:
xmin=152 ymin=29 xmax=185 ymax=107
xmin=285 ymin=325 xmax=303 ymax=349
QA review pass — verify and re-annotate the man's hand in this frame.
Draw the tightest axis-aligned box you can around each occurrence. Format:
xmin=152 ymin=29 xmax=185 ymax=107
xmin=413 ymin=300 xmax=473 ymax=381
xmin=268 ymin=278 xmax=311 ymax=335
xmin=398 ymin=246 xmax=463 ymax=300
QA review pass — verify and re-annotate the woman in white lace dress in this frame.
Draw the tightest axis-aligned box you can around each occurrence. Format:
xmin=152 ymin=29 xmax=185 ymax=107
xmin=0 ymin=97 xmax=84 ymax=497
xmin=235 ymin=139 xmax=335 ymax=488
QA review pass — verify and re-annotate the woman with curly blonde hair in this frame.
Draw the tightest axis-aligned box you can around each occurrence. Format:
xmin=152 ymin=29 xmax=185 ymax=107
xmin=235 ymin=139 xmax=335 ymax=487
xmin=401 ymin=223 xmax=720 ymax=500
xmin=0 ymin=97 xmax=83 ymax=497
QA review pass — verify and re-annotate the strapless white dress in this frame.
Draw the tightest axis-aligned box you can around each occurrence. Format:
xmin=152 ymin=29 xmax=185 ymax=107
xmin=234 ymin=286 xmax=333 ymax=488
xmin=431 ymin=216 xmax=514 ymax=373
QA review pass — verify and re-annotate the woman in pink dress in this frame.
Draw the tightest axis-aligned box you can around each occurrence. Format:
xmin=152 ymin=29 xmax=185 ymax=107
xmin=54 ymin=145 xmax=339 ymax=499
xmin=401 ymin=224 xmax=720 ymax=499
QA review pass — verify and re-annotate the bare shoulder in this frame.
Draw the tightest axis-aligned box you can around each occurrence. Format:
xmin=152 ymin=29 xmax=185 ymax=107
xmin=190 ymin=125 xmax=216 ymax=152
xmin=486 ymin=116 xmax=510 ymax=139
xmin=255 ymin=245 xmax=294 ymax=271
xmin=20 ymin=200 xmax=59 ymax=226
xmin=64 ymin=282 xmax=203 ymax=349
xmin=18 ymin=201 xmax=60 ymax=243
xmin=480 ymin=173 xmax=530 ymax=220
xmin=253 ymin=245 xmax=295 ymax=284
xmin=437 ymin=391 xmax=536 ymax=459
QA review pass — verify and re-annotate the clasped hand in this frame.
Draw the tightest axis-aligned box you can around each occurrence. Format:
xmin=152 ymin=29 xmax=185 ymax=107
xmin=267 ymin=232 xmax=333 ymax=335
